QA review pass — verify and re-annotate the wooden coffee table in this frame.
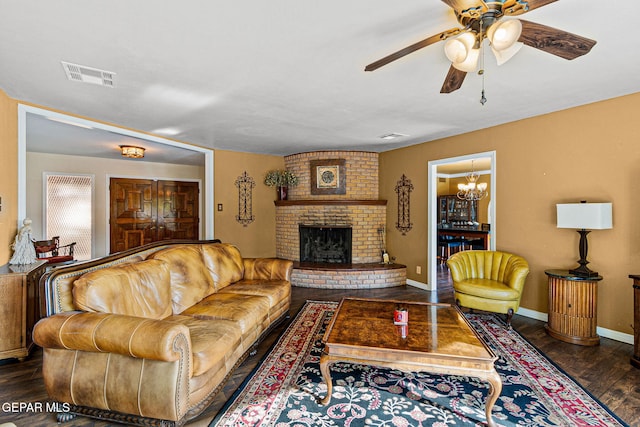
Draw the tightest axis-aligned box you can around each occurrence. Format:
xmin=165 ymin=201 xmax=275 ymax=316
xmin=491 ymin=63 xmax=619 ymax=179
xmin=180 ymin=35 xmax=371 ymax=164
xmin=319 ymin=297 xmax=502 ymax=427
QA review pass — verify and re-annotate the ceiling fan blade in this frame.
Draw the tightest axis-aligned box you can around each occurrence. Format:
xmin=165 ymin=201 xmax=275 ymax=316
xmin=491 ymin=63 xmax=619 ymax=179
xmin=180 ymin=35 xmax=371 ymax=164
xmin=504 ymin=0 xmax=558 ymax=15
xmin=365 ymin=28 xmax=461 ymax=72
xmin=440 ymin=65 xmax=467 ymax=93
xmin=518 ymin=19 xmax=596 ymax=60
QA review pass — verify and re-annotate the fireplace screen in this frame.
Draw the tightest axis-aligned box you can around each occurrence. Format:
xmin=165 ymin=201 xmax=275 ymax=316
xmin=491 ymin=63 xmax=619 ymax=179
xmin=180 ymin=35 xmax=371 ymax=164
xmin=299 ymin=225 xmax=352 ymax=264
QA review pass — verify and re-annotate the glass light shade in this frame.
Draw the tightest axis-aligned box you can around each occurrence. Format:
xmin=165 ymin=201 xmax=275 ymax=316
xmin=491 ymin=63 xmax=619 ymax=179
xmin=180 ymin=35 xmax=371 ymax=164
xmin=120 ymin=145 xmax=145 ymax=158
xmin=452 ymin=47 xmax=480 ymax=72
xmin=445 ymin=32 xmax=479 ymax=72
xmin=444 ymin=38 xmax=468 ymax=63
xmin=491 ymin=41 xmax=524 ymax=66
xmin=556 ymin=203 xmax=613 ymax=230
xmin=477 ymin=182 xmax=488 ymax=191
xmin=487 ymin=19 xmax=522 ymax=51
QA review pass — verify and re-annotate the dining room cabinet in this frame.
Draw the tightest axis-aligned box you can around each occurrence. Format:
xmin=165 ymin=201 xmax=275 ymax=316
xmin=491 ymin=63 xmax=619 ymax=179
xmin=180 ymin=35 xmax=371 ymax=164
xmin=438 ymin=195 xmax=477 ymax=224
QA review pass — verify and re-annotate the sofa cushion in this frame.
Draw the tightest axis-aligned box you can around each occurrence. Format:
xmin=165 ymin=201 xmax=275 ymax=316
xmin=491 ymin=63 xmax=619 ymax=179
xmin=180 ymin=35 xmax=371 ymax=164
xmin=72 ymin=259 xmax=172 ymax=320
xmin=200 ymin=243 xmax=244 ymax=291
xmin=218 ymin=279 xmax=291 ymax=309
xmin=149 ymin=245 xmax=216 ymax=314
xmin=182 ymin=293 xmax=270 ymax=335
xmin=164 ymin=315 xmax=242 ymax=377
xmin=454 ymin=278 xmax=521 ymax=300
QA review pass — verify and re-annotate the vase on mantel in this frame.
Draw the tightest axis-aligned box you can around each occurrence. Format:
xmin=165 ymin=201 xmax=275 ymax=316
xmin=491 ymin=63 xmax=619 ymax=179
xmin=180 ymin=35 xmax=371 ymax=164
xmin=277 ymin=186 xmax=288 ymax=201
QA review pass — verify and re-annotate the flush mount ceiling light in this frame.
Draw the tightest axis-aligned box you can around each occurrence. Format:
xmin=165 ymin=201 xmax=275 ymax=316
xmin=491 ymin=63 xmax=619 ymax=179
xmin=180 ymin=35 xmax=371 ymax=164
xmin=61 ymin=61 xmax=116 ymax=88
xmin=152 ymin=127 xmax=182 ymax=136
xmin=120 ymin=145 xmax=145 ymax=159
xmin=379 ymin=133 xmax=408 ymax=140
xmin=365 ymin=0 xmax=596 ymax=95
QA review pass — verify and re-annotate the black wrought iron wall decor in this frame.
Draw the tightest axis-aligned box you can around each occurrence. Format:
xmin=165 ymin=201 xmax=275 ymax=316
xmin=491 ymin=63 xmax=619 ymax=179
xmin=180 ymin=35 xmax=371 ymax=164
xmin=235 ymin=171 xmax=255 ymax=226
xmin=395 ymin=174 xmax=414 ymax=235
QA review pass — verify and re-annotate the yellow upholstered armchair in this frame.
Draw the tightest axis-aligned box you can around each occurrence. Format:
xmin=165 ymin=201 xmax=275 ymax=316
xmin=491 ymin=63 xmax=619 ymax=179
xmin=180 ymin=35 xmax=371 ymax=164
xmin=446 ymin=250 xmax=530 ymax=328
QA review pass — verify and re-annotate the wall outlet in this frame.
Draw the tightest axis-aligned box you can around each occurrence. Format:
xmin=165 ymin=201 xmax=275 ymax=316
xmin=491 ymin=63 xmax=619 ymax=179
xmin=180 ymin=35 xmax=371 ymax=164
xmin=416 ymin=266 xmax=422 ymax=274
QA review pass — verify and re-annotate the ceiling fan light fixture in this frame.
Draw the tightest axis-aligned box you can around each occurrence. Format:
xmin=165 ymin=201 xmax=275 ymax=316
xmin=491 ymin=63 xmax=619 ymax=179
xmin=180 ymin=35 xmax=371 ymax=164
xmin=452 ymin=47 xmax=480 ymax=72
xmin=487 ymin=19 xmax=522 ymax=51
xmin=444 ymin=38 xmax=468 ymax=63
xmin=445 ymin=32 xmax=479 ymax=72
xmin=491 ymin=41 xmax=524 ymax=65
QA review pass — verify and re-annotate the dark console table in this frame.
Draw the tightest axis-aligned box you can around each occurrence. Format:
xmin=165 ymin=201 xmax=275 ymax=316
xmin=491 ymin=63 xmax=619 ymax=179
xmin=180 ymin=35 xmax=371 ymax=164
xmin=629 ymin=275 xmax=640 ymax=368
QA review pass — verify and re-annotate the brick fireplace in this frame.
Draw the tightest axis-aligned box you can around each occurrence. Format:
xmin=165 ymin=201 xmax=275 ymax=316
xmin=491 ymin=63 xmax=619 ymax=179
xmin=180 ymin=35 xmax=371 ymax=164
xmin=275 ymin=151 xmax=406 ymax=289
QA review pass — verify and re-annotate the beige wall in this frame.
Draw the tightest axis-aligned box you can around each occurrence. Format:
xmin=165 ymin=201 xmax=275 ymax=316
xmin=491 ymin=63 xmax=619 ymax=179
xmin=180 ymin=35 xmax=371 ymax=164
xmin=0 ymin=90 xmax=18 ymax=263
xmin=380 ymin=92 xmax=640 ymax=335
xmin=27 ymin=152 xmax=205 ymax=258
xmin=213 ymin=149 xmax=284 ymax=258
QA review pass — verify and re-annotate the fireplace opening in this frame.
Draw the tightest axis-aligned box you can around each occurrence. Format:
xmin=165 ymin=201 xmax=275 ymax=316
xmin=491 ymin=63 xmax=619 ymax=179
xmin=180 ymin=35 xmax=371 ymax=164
xmin=299 ymin=225 xmax=352 ymax=264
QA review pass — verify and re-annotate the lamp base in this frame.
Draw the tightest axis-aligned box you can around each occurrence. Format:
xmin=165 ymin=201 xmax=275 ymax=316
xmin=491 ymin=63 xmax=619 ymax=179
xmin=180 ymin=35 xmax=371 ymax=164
xmin=569 ymin=265 xmax=599 ymax=278
xmin=570 ymin=229 xmax=600 ymax=278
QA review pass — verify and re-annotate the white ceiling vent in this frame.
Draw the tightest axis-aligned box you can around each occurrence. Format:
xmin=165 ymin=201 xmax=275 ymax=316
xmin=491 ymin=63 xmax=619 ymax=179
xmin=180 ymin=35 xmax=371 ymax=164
xmin=61 ymin=61 xmax=116 ymax=87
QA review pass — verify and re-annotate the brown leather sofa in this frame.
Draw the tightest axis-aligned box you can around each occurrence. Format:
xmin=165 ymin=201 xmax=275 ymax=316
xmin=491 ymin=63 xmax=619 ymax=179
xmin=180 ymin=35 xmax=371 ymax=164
xmin=33 ymin=240 xmax=293 ymax=426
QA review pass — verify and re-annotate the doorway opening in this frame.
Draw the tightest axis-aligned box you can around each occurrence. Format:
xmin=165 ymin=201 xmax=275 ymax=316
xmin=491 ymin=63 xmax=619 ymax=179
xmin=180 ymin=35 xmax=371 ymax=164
xmin=427 ymin=151 xmax=496 ymax=290
xmin=17 ymin=104 xmax=215 ymax=255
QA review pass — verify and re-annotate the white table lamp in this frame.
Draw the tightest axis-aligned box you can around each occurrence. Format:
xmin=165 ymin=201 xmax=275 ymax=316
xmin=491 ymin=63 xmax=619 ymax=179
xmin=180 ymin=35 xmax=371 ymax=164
xmin=556 ymin=201 xmax=612 ymax=277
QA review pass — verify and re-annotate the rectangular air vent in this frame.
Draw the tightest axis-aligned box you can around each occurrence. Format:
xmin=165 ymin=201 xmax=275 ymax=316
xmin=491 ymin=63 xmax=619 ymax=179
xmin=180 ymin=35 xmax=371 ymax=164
xmin=61 ymin=61 xmax=116 ymax=87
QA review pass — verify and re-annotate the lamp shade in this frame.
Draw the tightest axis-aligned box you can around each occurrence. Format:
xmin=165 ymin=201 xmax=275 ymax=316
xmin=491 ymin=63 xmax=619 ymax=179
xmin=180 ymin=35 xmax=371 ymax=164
xmin=556 ymin=202 xmax=612 ymax=230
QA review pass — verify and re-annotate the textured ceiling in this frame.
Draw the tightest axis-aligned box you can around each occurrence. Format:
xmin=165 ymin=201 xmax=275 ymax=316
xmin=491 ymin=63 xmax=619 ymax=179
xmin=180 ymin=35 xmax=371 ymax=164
xmin=1 ymin=0 xmax=638 ymax=161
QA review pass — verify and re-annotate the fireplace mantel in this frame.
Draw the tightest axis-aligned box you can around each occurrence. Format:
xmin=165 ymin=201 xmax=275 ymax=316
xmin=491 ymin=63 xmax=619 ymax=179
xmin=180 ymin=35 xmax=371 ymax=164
xmin=275 ymin=199 xmax=386 ymax=206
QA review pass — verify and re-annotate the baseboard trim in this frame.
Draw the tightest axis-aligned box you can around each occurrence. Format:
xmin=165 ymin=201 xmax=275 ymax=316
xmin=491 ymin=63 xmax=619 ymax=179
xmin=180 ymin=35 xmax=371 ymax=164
xmin=406 ymin=279 xmax=433 ymax=291
xmin=516 ymin=307 xmax=633 ymax=345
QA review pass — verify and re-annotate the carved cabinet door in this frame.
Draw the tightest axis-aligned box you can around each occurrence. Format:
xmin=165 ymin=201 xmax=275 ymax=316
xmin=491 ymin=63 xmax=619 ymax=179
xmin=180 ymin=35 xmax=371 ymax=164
xmin=110 ymin=178 xmax=199 ymax=253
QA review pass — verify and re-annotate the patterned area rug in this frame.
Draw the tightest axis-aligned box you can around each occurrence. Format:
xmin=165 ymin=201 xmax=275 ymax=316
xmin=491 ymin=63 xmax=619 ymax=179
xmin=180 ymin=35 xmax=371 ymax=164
xmin=210 ymin=301 xmax=627 ymax=427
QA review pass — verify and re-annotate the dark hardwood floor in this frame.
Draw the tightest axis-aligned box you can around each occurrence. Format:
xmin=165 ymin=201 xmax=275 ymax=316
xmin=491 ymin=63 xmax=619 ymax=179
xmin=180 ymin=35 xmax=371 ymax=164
xmin=1 ymin=266 xmax=639 ymax=426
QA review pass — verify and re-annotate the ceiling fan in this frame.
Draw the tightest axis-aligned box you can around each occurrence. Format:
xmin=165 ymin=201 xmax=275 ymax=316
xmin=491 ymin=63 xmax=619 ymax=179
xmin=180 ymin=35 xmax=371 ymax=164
xmin=365 ymin=0 xmax=597 ymax=94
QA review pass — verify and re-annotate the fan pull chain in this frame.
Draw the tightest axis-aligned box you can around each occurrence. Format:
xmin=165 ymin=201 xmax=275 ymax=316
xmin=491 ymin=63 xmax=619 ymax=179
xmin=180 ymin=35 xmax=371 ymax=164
xmin=479 ymin=22 xmax=487 ymax=105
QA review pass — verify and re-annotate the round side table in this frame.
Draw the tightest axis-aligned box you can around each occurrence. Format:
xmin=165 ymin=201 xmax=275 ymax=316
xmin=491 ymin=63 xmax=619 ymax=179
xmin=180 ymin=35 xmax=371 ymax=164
xmin=544 ymin=269 xmax=602 ymax=346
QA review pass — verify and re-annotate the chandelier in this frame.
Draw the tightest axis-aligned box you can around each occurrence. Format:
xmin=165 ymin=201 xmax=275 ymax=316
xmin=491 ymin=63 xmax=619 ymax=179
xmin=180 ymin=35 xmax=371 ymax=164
xmin=457 ymin=162 xmax=487 ymax=201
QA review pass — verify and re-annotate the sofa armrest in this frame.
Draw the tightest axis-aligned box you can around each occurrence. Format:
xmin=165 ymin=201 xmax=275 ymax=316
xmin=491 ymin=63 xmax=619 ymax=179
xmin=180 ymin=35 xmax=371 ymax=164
xmin=243 ymin=258 xmax=293 ymax=281
xmin=33 ymin=311 xmax=192 ymax=364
